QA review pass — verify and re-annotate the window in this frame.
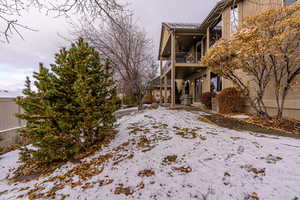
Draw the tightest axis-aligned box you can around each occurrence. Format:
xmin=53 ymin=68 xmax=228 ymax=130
xmin=211 ymin=73 xmax=222 ymax=92
xmin=284 ymin=0 xmax=297 ymax=5
xmin=231 ymin=5 xmax=238 ymax=33
xmin=194 ymin=78 xmax=203 ymax=102
xmin=209 ymin=18 xmax=222 ymax=47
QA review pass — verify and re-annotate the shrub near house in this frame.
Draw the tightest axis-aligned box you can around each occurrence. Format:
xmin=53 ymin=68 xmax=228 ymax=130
xmin=16 ymin=39 xmax=118 ymax=164
xmin=200 ymin=92 xmax=216 ymax=109
xmin=217 ymin=87 xmax=244 ymax=114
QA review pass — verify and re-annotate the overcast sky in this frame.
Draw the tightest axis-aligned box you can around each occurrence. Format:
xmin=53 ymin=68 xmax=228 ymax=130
xmin=0 ymin=0 xmax=219 ymax=92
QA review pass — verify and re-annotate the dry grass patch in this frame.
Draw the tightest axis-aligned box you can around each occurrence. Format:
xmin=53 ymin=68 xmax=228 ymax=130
xmin=152 ymin=123 xmax=168 ymax=129
xmin=137 ymin=136 xmax=155 ymax=152
xmin=173 ymin=126 xmax=206 ymax=140
xmin=112 ymin=153 xmax=134 ymax=166
xmin=12 ymin=132 xmax=117 ymax=182
xmin=175 ymin=130 xmax=197 ymax=139
xmin=260 ymin=154 xmax=282 ymax=164
xmin=17 ymin=139 xmax=134 ymax=199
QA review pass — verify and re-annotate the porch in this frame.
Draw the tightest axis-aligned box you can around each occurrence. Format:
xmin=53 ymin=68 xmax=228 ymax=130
xmin=158 ymin=23 xmax=207 ymax=107
xmin=158 ymin=20 xmax=223 ymax=107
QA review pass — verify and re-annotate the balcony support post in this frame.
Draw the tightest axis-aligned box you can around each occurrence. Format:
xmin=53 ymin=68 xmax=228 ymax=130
xmin=164 ymin=76 xmax=167 ymax=105
xmin=201 ymin=39 xmax=204 ymax=58
xmin=159 ymin=59 xmax=163 ymax=104
xmin=171 ymin=31 xmax=176 ymax=108
xmin=206 ymin=26 xmax=211 ymax=93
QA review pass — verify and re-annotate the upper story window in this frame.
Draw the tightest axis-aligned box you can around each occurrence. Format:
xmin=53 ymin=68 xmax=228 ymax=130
xmin=284 ymin=0 xmax=297 ymax=5
xmin=209 ymin=18 xmax=222 ymax=47
xmin=231 ymin=5 xmax=238 ymax=33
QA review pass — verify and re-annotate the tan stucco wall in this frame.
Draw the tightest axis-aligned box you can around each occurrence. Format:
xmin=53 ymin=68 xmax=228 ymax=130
xmin=244 ymin=102 xmax=300 ymax=120
xmin=222 ymin=0 xmax=282 ymax=40
xmin=221 ymin=70 xmax=300 ymax=119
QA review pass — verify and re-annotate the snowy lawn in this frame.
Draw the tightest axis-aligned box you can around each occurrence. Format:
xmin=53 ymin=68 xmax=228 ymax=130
xmin=0 ymin=107 xmax=300 ymax=200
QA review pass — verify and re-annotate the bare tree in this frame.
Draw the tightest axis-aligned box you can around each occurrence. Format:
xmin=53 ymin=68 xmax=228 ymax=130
xmin=73 ymin=13 xmax=157 ymax=109
xmin=0 ymin=0 xmax=124 ymax=43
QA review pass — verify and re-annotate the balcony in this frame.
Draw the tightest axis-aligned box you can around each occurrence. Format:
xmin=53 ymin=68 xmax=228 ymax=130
xmin=176 ymin=52 xmax=201 ymax=64
xmin=162 ymin=51 xmax=203 ymax=75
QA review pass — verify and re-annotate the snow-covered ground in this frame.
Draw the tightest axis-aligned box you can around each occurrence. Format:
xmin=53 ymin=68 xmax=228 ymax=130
xmin=1 ymin=107 xmax=300 ymax=200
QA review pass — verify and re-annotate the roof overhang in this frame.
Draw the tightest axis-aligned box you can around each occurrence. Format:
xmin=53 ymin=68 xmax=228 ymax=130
xmin=199 ymin=0 xmax=243 ymax=32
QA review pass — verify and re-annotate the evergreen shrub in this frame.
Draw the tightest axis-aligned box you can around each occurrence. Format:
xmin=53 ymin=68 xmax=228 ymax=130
xmin=16 ymin=39 xmax=118 ymax=164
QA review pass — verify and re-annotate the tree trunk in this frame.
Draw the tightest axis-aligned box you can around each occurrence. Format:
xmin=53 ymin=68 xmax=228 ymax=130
xmin=277 ymin=88 xmax=288 ymax=120
xmin=137 ymin=93 xmax=144 ymax=111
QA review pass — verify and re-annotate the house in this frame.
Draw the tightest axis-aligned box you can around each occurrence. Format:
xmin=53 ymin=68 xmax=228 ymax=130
xmin=0 ymin=90 xmax=25 ymax=148
xmin=159 ymin=0 xmax=300 ymax=119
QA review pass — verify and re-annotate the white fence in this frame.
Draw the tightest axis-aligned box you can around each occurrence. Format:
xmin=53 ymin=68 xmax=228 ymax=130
xmin=0 ymin=98 xmax=25 ymax=148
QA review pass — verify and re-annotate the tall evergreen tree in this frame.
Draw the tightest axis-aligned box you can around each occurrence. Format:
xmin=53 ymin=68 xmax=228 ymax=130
xmin=16 ymin=38 xmax=118 ymax=164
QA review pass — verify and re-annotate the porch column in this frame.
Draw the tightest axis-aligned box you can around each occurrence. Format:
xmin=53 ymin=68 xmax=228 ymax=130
xmin=159 ymin=59 xmax=163 ymax=104
xmin=207 ymin=26 xmax=210 ymax=50
xmin=192 ymin=80 xmax=195 ymax=103
xmin=206 ymin=27 xmax=211 ymax=92
xmin=171 ymin=32 xmax=176 ymax=108
xmin=201 ymin=39 xmax=204 ymax=58
xmin=164 ymin=76 xmax=167 ymax=105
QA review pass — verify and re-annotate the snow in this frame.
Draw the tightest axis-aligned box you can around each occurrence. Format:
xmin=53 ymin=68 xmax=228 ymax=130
xmin=1 ymin=107 xmax=300 ymax=200
xmin=0 ymin=150 xmax=21 ymax=180
xmin=231 ymin=114 xmax=251 ymax=119
xmin=114 ymin=107 xmax=139 ymax=118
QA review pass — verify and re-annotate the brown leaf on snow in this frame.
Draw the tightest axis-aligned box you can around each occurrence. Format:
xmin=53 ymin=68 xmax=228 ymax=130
xmin=114 ymin=184 xmax=134 ymax=196
xmin=173 ymin=166 xmax=192 ymax=174
xmin=138 ymin=169 xmax=155 ymax=177
xmin=247 ymin=168 xmax=266 ymax=176
xmin=97 ymin=178 xmax=114 ymax=187
xmin=244 ymin=192 xmax=260 ymax=200
xmin=136 ymin=182 xmax=145 ymax=190
xmin=162 ymin=155 xmax=178 ymax=165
